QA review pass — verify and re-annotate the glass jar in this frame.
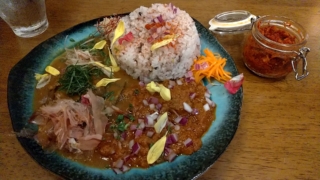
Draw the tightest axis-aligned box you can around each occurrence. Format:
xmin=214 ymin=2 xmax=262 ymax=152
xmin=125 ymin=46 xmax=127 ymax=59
xmin=209 ymin=11 xmax=310 ymax=80
xmin=242 ymin=16 xmax=309 ymax=79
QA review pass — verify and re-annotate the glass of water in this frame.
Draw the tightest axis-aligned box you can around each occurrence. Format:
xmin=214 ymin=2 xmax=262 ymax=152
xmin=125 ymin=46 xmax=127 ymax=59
xmin=0 ymin=0 xmax=49 ymax=38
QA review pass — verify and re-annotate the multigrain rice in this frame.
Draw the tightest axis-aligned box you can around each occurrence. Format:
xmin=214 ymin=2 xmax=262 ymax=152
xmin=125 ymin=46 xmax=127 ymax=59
xmin=103 ymin=3 xmax=200 ymax=82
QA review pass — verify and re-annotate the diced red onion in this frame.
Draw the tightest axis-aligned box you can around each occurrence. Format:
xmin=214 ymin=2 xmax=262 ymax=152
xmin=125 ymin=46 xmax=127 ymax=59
xmin=166 ymin=136 xmax=173 ymax=146
xmin=149 ymin=97 xmax=159 ymax=104
xmin=179 ymin=117 xmax=188 ymax=126
xmin=135 ymin=129 xmax=143 ymax=138
xmin=203 ymin=103 xmax=210 ymax=111
xmin=167 ymin=121 xmax=174 ymax=128
xmin=139 ymin=81 xmax=145 ymax=87
xmin=189 ymin=92 xmax=196 ymax=100
xmin=146 ymin=131 xmax=154 ymax=137
xmin=157 ymin=15 xmax=164 ymax=22
xmin=129 ymin=139 xmax=134 ymax=149
xmin=132 ymin=142 xmax=140 ymax=154
xmin=192 ymin=108 xmax=199 ymax=115
xmin=195 ymin=63 xmax=200 ymax=70
xmin=169 ymin=133 xmax=178 ymax=143
xmin=149 ymin=103 xmax=155 ymax=110
xmin=168 ymin=152 xmax=177 ymax=162
xmin=156 ymin=103 xmax=162 ymax=111
xmin=138 ymin=122 xmax=145 ymax=130
xmin=154 ymin=17 xmax=159 ymax=23
xmin=113 ymin=168 xmax=123 ymax=174
xmin=183 ymin=102 xmax=193 ymax=113
xmin=174 ymin=125 xmax=180 ymax=131
xmin=174 ymin=116 xmax=182 ymax=123
xmin=183 ymin=138 xmax=193 ymax=147
xmin=169 ymin=80 xmax=176 ymax=86
xmin=201 ymin=62 xmax=209 ymax=69
xmin=205 ymin=97 xmax=216 ymax=107
xmin=113 ymin=159 xmax=124 ymax=168
xmin=121 ymin=165 xmax=130 ymax=172
xmin=146 ymin=117 xmax=154 ymax=127
xmin=121 ymin=132 xmax=127 ymax=140
xmin=173 ymin=8 xmax=177 ymax=14
xmin=164 ymin=147 xmax=173 ymax=155
xmin=185 ymin=77 xmax=195 ymax=83
xmin=185 ymin=70 xmax=193 ymax=78
xmin=143 ymin=99 xmax=149 ymax=106
xmin=130 ymin=124 xmax=138 ymax=130
xmin=124 ymin=155 xmax=131 ymax=162
xmin=176 ymin=79 xmax=183 ymax=85
xmin=204 ymin=92 xmax=211 ymax=98
xmin=137 ymin=118 xmax=143 ymax=123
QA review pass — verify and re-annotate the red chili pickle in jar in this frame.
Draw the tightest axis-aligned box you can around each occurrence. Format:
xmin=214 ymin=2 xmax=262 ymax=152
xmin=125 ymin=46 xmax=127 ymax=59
xmin=242 ymin=16 xmax=308 ymax=78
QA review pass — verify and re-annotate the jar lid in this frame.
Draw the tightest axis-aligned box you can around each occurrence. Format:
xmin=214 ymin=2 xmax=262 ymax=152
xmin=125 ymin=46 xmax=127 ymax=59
xmin=209 ymin=10 xmax=257 ymax=34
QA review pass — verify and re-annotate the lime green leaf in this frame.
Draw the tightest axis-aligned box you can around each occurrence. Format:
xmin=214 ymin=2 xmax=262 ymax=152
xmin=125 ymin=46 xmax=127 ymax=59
xmin=45 ymin=66 xmax=60 ymax=76
xmin=96 ymin=78 xmax=120 ymax=87
xmin=147 ymin=133 xmax=167 ymax=164
xmin=154 ymin=112 xmax=168 ymax=133
xmin=92 ymin=40 xmax=107 ymax=50
xmin=111 ymin=20 xmax=125 ymax=47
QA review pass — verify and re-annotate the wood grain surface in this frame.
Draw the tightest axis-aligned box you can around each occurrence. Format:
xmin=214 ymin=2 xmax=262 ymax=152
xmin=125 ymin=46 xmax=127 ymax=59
xmin=0 ymin=0 xmax=319 ymax=179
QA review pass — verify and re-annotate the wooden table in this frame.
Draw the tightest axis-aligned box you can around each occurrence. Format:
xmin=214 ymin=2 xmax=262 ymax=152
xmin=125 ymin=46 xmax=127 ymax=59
xmin=1 ymin=0 xmax=319 ymax=179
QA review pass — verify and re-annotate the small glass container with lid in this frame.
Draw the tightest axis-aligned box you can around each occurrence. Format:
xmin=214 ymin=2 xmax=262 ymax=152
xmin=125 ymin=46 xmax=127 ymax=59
xmin=209 ymin=11 xmax=310 ymax=80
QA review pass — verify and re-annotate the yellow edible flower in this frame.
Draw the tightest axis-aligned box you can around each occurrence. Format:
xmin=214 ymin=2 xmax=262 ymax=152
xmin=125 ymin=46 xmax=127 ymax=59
xmin=159 ymin=84 xmax=171 ymax=101
xmin=146 ymin=81 xmax=160 ymax=93
xmin=111 ymin=20 xmax=125 ymax=47
xmin=147 ymin=132 xmax=167 ymax=164
xmin=146 ymin=81 xmax=171 ymax=101
xmin=154 ymin=112 xmax=168 ymax=134
xmin=34 ymin=73 xmax=51 ymax=89
xmin=92 ymin=40 xmax=107 ymax=50
xmin=95 ymin=78 xmax=120 ymax=87
xmin=45 ymin=66 xmax=60 ymax=76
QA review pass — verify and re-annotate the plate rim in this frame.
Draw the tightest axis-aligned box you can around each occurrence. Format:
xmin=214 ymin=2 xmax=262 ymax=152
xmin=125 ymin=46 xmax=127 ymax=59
xmin=7 ymin=14 xmax=243 ymax=180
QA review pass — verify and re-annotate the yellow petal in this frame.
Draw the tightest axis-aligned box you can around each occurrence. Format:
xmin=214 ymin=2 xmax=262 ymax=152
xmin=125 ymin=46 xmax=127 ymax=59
xmin=34 ymin=73 xmax=45 ymax=81
xmin=151 ymin=38 xmax=173 ymax=51
xmin=95 ymin=78 xmax=120 ymax=87
xmin=163 ymin=34 xmax=175 ymax=39
xmin=111 ymin=20 xmax=125 ymax=47
xmin=45 ymin=66 xmax=60 ymax=76
xmin=108 ymin=49 xmax=118 ymax=67
xmin=146 ymin=81 xmax=160 ymax=93
xmin=147 ymin=133 xmax=167 ymax=164
xmin=34 ymin=73 xmax=51 ymax=89
xmin=92 ymin=40 xmax=107 ymax=50
xmin=159 ymin=84 xmax=171 ymax=101
xmin=94 ymin=62 xmax=112 ymax=71
xmin=154 ymin=112 xmax=168 ymax=133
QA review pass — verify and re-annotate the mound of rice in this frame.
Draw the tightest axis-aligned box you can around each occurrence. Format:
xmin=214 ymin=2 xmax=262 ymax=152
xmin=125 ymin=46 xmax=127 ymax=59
xmin=105 ymin=3 xmax=200 ymax=82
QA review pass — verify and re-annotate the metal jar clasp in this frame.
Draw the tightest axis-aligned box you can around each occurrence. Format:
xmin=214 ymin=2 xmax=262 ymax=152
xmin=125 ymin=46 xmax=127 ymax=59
xmin=291 ymin=47 xmax=310 ymax=80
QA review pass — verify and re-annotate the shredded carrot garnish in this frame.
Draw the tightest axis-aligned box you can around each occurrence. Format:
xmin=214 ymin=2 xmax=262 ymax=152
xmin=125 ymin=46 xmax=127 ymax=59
xmin=191 ymin=48 xmax=232 ymax=83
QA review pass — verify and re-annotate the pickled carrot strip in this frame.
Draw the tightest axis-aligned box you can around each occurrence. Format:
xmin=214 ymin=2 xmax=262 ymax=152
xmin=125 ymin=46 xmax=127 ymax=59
xmin=191 ymin=48 xmax=231 ymax=83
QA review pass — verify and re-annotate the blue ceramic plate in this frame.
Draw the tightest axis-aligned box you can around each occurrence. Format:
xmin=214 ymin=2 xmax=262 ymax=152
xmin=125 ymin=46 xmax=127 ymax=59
xmin=8 ymin=14 xmax=243 ymax=180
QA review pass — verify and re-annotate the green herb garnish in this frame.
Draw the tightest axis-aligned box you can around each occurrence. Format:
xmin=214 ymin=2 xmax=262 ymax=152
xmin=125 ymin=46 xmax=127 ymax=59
xmin=133 ymin=89 xmax=140 ymax=95
xmin=58 ymin=65 xmax=103 ymax=96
